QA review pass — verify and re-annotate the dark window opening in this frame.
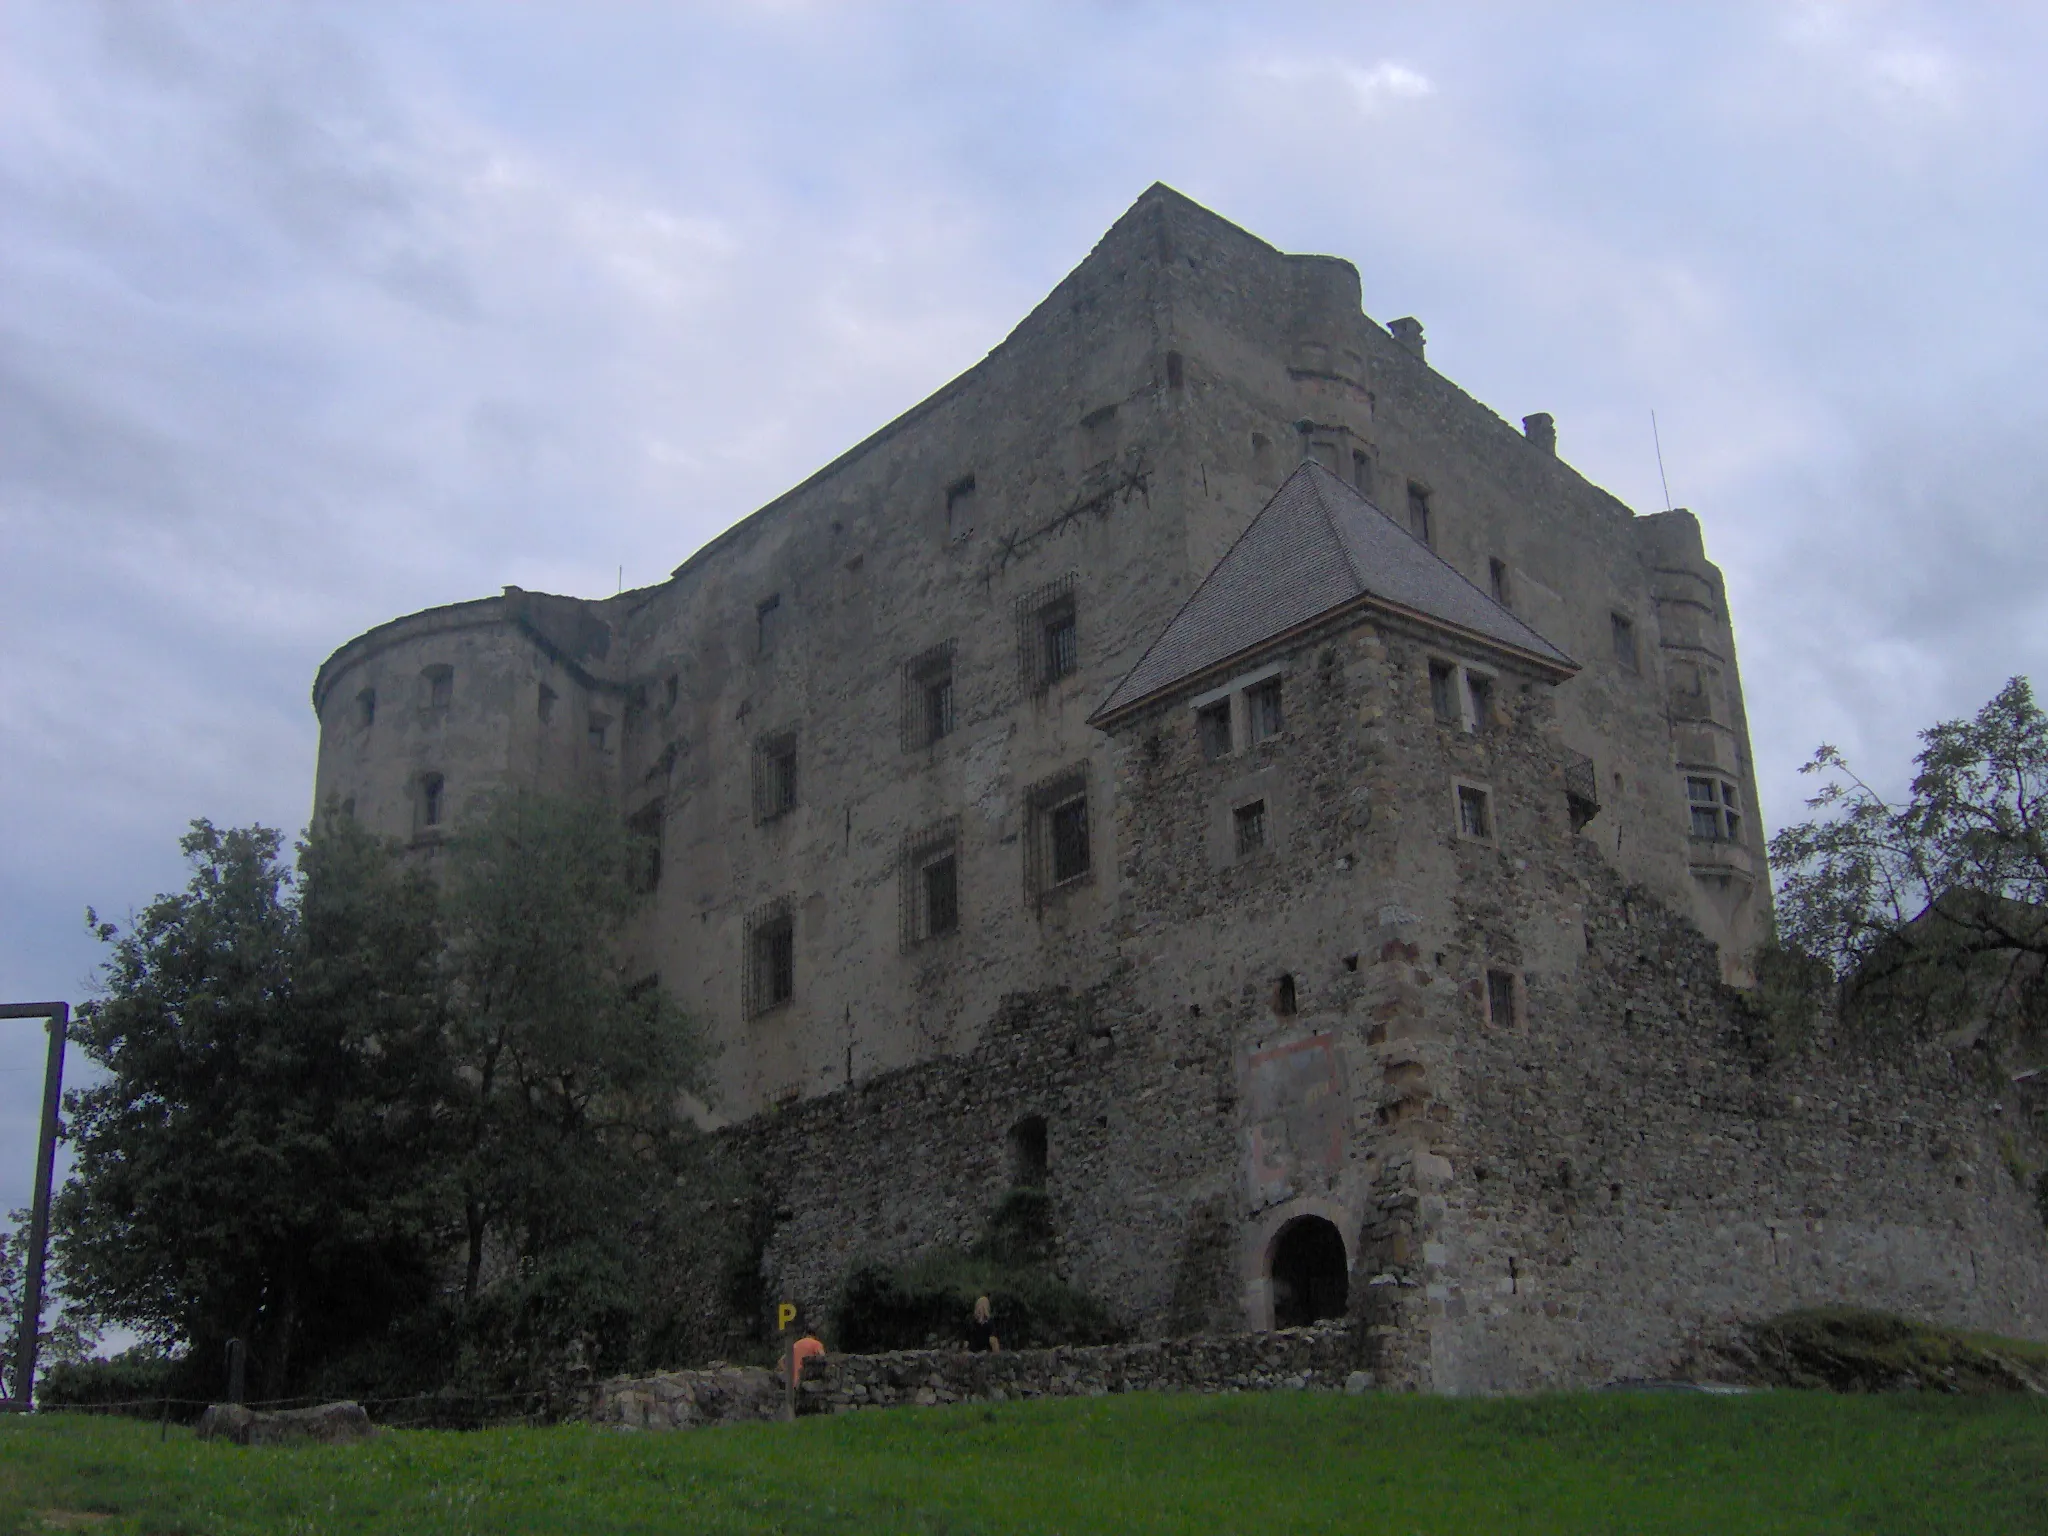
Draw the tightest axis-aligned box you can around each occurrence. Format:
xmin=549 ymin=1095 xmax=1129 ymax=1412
xmin=588 ymin=713 xmax=611 ymax=752
xmin=1467 ymin=674 xmax=1495 ymax=731
xmin=1407 ymin=483 xmax=1433 ymax=547
xmin=1007 ymin=1115 xmax=1049 ymax=1188
xmin=904 ymin=642 xmax=957 ymax=749
xmin=665 ymin=674 xmax=680 ymax=709
xmin=1165 ymin=351 xmax=1184 ymax=391
xmin=1270 ymin=1215 xmax=1348 ymax=1328
xmin=1458 ymin=784 xmax=1492 ymax=839
xmin=1043 ymin=604 xmax=1078 ymax=685
xmin=1429 ymin=661 xmax=1459 ymax=724
xmin=925 ymin=675 xmax=955 ymax=742
xmin=1251 ymin=432 xmax=1272 ymax=473
xmin=420 ymin=773 xmax=445 ymax=829
xmin=629 ymin=800 xmax=665 ymax=894
xmin=1353 ymin=449 xmax=1374 ymax=498
xmin=1688 ymin=776 xmax=1742 ymax=841
xmin=1274 ymin=973 xmax=1298 ymax=1016
xmin=945 ymin=475 xmax=977 ymax=537
xmin=1080 ymin=402 xmax=1118 ymax=465
xmin=923 ymin=854 xmax=959 ymax=938
xmin=1247 ymin=678 xmax=1284 ymax=743
xmin=1489 ymin=558 xmax=1512 ymax=608
xmin=340 ymin=796 xmax=355 ymax=819
xmin=1234 ymin=799 xmax=1266 ymax=859
xmin=1050 ymin=796 xmax=1089 ymax=885
xmin=422 ymin=664 xmax=453 ymax=712
xmin=1486 ymin=968 xmax=1518 ymax=1027
xmin=757 ymin=593 xmax=783 ymax=656
xmin=755 ymin=733 xmax=799 ymax=822
xmin=538 ymin=685 xmax=556 ymax=724
xmin=750 ymin=914 xmax=794 ymax=1014
xmin=356 ymin=688 xmax=376 ymax=729
xmin=1197 ymin=700 xmax=1232 ymax=760
xmin=1611 ymin=613 xmax=1638 ymax=672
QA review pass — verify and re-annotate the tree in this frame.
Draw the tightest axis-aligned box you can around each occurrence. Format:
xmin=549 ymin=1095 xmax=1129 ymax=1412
xmin=55 ymin=816 xmax=448 ymax=1399
xmin=437 ymin=789 xmax=715 ymax=1380
xmin=1770 ymin=676 xmax=2048 ymax=1052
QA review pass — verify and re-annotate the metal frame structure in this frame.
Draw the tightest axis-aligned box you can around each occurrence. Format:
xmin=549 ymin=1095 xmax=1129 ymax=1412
xmin=0 ymin=1001 xmax=68 ymax=1412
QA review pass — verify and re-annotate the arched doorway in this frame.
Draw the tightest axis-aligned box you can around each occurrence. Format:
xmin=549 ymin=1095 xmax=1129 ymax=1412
xmin=1269 ymin=1215 xmax=1348 ymax=1328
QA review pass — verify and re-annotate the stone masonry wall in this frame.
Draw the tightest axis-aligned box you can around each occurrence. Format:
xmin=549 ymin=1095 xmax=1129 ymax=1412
xmin=589 ymin=1323 xmax=1368 ymax=1430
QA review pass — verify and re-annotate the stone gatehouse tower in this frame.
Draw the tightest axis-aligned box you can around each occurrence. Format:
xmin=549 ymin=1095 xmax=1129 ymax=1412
xmin=311 ymin=188 xmax=2047 ymax=1383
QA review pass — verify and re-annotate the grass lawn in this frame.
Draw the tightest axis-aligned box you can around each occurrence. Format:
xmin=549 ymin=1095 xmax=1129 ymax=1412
xmin=3 ymin=1390 xmax=2044 ymax=1535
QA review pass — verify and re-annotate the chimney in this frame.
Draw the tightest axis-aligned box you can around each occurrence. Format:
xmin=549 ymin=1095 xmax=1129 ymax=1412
xmin=1388 ymin=316 xmax=1425 ymax=362
xmin=1522 ymin=413 xmax=1556 ymax=455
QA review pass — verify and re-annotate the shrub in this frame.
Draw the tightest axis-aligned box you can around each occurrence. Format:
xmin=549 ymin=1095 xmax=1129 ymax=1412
xmin=833 ymin=1249 xmax=1119 ymax=1354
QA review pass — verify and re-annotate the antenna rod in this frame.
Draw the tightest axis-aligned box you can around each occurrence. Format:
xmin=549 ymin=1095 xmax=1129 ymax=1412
xmin=1651 ymin=410 xmax=1673 ymax=512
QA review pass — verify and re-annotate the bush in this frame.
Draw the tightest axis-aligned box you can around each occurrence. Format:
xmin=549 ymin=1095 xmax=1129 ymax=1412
xmin=38 ymin=1349 xmax=186 ymax=1417
xmin=833 ymin=1249 xmax=1119 ymax=1354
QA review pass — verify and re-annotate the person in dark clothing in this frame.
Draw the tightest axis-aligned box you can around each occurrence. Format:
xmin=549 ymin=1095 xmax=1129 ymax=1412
xmin=968 ymin=1294 xmax=1001 ymax=1353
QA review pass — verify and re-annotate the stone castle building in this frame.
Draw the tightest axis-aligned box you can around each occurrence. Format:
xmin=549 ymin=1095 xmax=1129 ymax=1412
xmin=313 ymin=187 xmax=2047 ymax=1388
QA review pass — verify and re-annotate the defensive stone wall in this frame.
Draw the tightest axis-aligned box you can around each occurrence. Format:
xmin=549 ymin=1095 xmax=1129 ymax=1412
xmin=588 ymin=1323 xmax=1369 ymax=1430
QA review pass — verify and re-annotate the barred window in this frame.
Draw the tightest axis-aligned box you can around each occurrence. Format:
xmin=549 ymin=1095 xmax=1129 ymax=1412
xmin=1456 ymin=783 xmax=1492 ymax=840
xmin=1025 ymin=766 xmax=1091 ymax=902
xmin=753 ymin=731 xmax=798 ymax=822
xmin=1234 ymin=799 xmax=1266 ymax=858
xmin=902 ymin=642 xmax=957 ymax=750
xmin=744 ymin=900 xmax=794 ymax=1017
xmin=1018 ymin=574 xmax=1078 ymax=693
xmin=1486 ymin=969 xmax=1519 ymax=1027
xmin=628 ymin=799 xmax=665 ymax=894
xmin=900 ymin=820 xmax=961 ymax=947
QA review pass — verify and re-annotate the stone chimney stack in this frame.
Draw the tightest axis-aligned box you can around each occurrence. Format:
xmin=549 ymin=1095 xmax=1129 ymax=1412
xmin=1522 ymin=413 xmax=1556 ymax=455
xmin=1388 ymin=316 xmax=1425 ymax=362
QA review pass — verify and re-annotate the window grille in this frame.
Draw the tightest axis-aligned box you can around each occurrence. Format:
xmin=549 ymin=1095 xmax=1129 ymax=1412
xmin=1024 ymin=765 xmax=1090 ymax=903
xmin=1457 ymin=784 xmax=1492 ymax=840
xmin=1234 ymin=799 xmax=1266 ymax=858
xmin=899 ymin=819 xmax=961 ymax=949
xmin=902 ymin=642 xmax=957 ymax=751
xmin=753 ymin=731 xmax=798 ymax=822
xmin=1687 ymin=776 xmax=1742 ymax=841
xmin=1017 ymin=573 xmax=1078 ymax=693
xmin=1486 ymin=969 xmax=1519 ymax=1027
xmin=744 ymin=898 xmax=794 ymax=1018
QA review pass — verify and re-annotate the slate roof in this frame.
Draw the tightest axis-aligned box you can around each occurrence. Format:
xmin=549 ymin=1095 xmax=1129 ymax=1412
xmin=1092 ymin=461 xmax=1578 ymax=724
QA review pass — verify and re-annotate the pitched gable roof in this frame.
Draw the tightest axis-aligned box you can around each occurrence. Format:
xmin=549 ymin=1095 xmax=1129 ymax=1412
xmin=1091 ymin=461 xmax=1577 ymax=725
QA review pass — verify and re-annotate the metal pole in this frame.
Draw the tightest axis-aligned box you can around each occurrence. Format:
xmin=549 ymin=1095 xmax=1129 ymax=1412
xmin=1 ymin=1002 xmax=68 ymax=1412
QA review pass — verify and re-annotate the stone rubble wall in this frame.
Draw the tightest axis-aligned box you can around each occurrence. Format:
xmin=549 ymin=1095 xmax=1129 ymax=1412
xmin=589 ymin=1324 xmax=1370 ymax=1430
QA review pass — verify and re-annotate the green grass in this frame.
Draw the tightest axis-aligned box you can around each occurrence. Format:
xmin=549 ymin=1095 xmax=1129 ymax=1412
xmin=3 ymin=1390 xmax=2045 ymax=1535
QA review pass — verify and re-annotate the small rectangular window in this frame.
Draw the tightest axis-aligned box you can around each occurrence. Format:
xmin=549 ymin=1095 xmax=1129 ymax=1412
xmin=1353 ymin=449 xmax=1374 ymax=498
xmin=431 ymin=670 xmax=453 ymax=710
xmin=757 ymin=593 xmax=783 ymax=656
xmin=665 ymin=674 xmax=680 ymax=709
xmin=420 ymin=772 xmax=445 ymax=829
xmin=538 ymin=685 xmax=556 ymax=724
xmin=356 ymin=688 xmax=376 ymax=729
xmin=588 ymin=714 xmax=611 ymax=752
xmin=1489 ymin=558 xmax=1511 ymax=609
xmin=1197 ymin=700 xmax=1233 ymax=761
xmin=1429 ymin=661 xmax=1459 ymax=724
xmin=1407 ymin=483 xmax=1433 ymax=547
xmin=1612 ymin=613 xmax=1638 ymax=672
xmin=1686 ymin=776 xmax=1743 ymax=841
xmin=945 ymin=475 xmax=976 ymax=537
xmin=1050 ymin=797 xmax=1089 ymax=884
xmin=1247 ymin=679 xmax=1284 ymax=744
xmin=1019 ymin=575 xmax=1080 ymax=694
xmin=747 ymin=908 xmax=795 ymax=1016
xmin=755 ymin=732 xmax=798 ymax=822
xmin=1486 ymin=969 xmax=1518 ymax=1027
xmin=923 ymin=855 xmax=959 ymax=938
xmin=1457 ymin=784 xmax=1492 ymax=839
xmin=1043 ymin=606 xmax=1077 ymax=684
xmin=1234 ymin=799 xmax=1266 ymax=858
xmin=1467 ymin=674 xmax=1494 ymax=732
xmin=628 ymin=800 xmax=664 ymax=894
xmin=903 ymin=643 xmax=957 ymax=750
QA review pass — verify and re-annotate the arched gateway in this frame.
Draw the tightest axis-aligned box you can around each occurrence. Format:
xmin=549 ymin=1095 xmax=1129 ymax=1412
xmin=1269 ymin=1215 xmax=1349 ymax=1328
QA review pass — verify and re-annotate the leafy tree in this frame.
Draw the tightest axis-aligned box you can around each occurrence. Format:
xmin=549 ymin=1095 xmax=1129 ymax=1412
xmin=437 ymin=790 xmax=715 ymax=1380
xmin=55 ymin=816 xmax=447 ymax=1399
xmin=1770 ymin=676 xmax=2048 ymax=1052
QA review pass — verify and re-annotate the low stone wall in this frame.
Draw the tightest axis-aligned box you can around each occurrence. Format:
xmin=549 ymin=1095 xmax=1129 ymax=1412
xmin=589 ymin=1323 xmax=1371 ymax=1430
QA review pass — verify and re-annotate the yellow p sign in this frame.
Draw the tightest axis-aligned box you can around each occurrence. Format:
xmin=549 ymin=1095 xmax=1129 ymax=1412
xmin=777 ymin=1302 xmax=797 ymax=1332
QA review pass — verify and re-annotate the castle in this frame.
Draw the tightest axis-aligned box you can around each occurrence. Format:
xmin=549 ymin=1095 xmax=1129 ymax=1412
xmin=313 ymin=187 xmax=2047 ymax=1388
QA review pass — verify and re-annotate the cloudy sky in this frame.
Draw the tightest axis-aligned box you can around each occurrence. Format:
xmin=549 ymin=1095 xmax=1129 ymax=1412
xmin=4 ymin=0 xmax=2046 ymax=1220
